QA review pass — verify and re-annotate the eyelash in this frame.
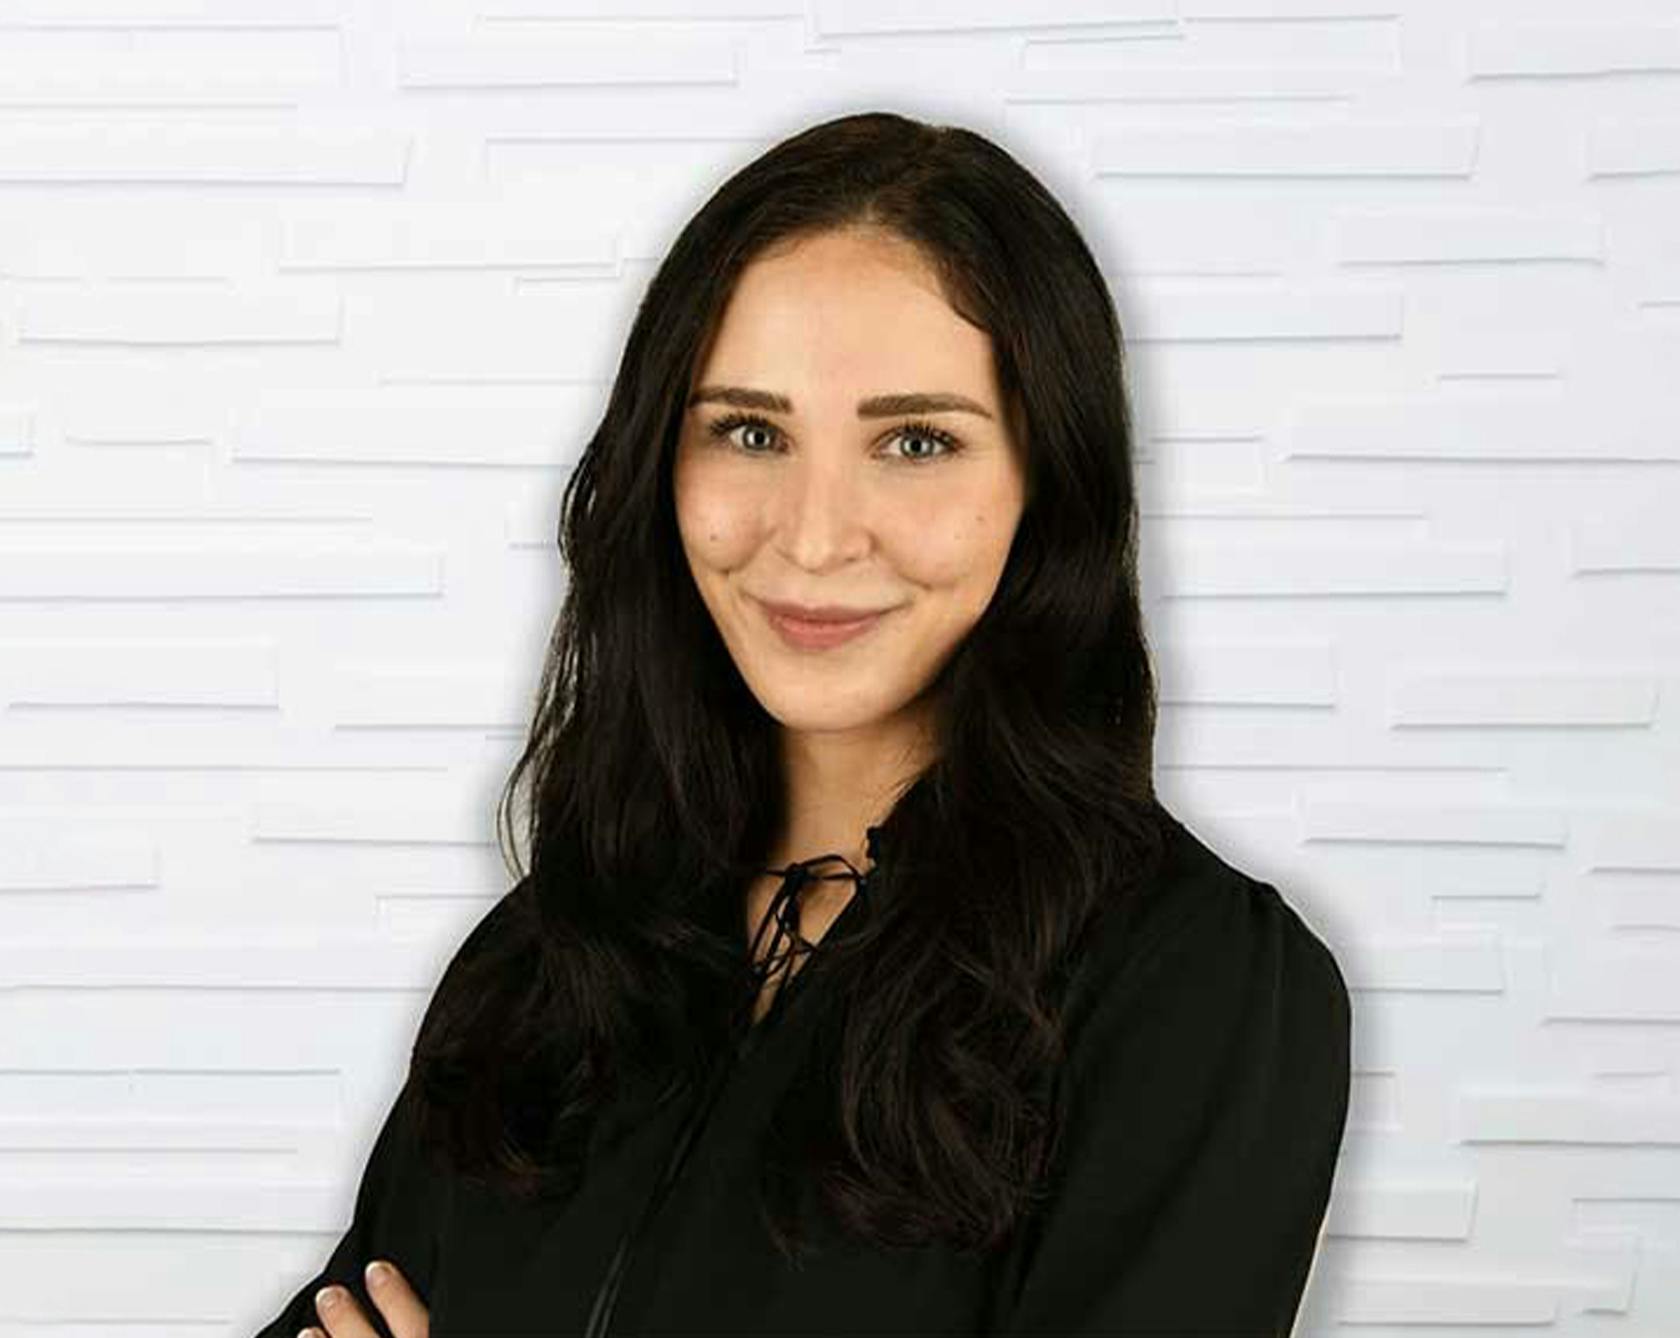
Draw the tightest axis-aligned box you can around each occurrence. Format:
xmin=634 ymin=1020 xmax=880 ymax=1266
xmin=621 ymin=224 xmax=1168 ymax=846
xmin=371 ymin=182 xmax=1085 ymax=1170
xmin=703 ymin=411 xmax=963 ymax=463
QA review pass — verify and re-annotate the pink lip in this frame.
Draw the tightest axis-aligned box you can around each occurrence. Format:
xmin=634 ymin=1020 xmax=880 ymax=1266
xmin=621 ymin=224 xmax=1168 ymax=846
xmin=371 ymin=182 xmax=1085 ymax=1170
xmin=757 ymin=599 xmax=893 ymax=624
xmin=756 ymin=598 xmax=893 ymax=651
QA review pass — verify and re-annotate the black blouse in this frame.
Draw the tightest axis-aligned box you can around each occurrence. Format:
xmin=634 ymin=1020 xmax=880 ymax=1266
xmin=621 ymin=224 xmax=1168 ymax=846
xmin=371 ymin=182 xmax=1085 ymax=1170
xmin=251 ymin=812 xmax=1352 ymax=1337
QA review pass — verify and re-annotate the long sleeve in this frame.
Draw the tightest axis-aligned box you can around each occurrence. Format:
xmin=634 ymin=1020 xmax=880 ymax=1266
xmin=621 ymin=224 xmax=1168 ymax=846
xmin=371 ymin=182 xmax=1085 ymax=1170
xmin=988 ymin=876 xmax=1352 ymax=1338
xmin=250 ymin=1071 xmax=444 ymax=1338
xmin=247 ymin=883 xmax=526 ymax=1337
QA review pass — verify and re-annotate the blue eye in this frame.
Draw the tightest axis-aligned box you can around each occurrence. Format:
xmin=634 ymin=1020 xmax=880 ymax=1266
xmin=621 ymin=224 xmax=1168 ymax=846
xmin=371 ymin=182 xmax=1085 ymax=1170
xmin=704 ymin=412 xmax=962 ymax=463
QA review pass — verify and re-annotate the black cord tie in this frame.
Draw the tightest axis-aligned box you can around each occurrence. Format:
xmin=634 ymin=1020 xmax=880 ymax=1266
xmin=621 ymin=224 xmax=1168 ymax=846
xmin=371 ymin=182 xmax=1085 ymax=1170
xmin=581 ymin=823 xmax=886 ymax=1338
xmin=736 ymin=824 xmax=882 ymax=1035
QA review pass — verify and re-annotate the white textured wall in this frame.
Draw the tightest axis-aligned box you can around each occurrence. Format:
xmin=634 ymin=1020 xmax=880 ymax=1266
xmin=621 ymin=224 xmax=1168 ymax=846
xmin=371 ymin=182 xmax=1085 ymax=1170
xmin=0 ymin=2 xmax=1676 ymax=1336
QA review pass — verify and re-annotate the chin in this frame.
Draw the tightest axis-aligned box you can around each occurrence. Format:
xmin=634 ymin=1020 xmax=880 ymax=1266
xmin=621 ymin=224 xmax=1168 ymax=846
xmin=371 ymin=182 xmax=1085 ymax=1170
xmin=754 ymin=690 xmax=898 ymax=733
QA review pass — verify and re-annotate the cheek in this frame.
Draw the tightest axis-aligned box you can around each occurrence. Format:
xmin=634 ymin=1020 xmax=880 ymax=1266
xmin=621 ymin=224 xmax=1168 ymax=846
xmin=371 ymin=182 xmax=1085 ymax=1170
xmin=676 ymin=473 xmax=755 ymax=565
xmin=886 ymin=500 xmax=1018 ymax=590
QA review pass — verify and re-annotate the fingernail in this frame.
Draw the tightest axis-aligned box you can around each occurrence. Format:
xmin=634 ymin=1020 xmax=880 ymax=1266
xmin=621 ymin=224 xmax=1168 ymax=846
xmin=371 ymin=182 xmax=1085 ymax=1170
xmin=297 ymin=1329 xmax=318 ymax=1338
xmin=315 ymin=1285 xmax=342 ymax=1311
xmin=366 ymin=1260 xmax=391 ymax=1288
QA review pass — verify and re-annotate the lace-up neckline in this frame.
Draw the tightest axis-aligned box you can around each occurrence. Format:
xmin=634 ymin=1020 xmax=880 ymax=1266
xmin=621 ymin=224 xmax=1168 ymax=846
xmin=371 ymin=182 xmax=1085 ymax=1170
xmin=734 ymin=823 xmax=883 ymax=1038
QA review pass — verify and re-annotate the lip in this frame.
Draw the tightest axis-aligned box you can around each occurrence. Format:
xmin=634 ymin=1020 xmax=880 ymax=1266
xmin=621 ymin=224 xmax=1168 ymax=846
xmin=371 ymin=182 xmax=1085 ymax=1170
xmin=757 ymin=598 xmax=893 ymax=624
xmin=754 ymin=597 xmax=894 ymax=651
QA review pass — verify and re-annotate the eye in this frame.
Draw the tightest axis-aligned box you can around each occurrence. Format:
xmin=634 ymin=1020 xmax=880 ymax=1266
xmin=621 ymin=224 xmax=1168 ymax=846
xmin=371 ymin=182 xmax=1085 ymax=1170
xmin=706 ymin=412 xmax=780 ymax=455
xmin=704 ymin=413 xmax=963 ymax=463
xmin=886 ymin=418 xmax=962 ymax=462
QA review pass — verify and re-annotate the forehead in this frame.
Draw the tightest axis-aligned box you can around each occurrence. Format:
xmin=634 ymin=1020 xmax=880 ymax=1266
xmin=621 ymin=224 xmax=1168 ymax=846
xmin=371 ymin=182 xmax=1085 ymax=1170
xmin=691 ymin=229 xmax=1002 ymax=413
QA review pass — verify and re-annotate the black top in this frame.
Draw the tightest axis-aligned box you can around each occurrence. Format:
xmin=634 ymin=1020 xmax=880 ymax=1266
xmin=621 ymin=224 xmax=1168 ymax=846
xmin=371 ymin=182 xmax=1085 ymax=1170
xmin=251 ymin=812 xmax=1352 ymax=1338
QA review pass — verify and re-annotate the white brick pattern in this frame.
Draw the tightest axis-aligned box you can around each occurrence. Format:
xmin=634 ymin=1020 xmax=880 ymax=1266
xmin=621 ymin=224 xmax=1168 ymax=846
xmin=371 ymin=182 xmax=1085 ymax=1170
xmin=0 ymin=2 xmax=1675 ymax=1334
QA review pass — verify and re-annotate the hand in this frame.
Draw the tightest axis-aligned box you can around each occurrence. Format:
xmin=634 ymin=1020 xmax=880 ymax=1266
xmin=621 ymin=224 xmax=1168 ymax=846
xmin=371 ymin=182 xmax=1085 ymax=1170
xmin=300 ymin=1259 xmax=428 ymax=1338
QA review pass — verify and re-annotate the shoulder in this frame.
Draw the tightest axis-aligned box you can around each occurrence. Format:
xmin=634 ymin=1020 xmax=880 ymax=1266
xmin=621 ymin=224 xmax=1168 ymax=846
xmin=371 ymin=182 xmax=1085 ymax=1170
xmin=445 ymin=873 xmax=539 ymax=974
xmin=992 ymin=817 xmax=1354 ymax=1337
xmin=413 ymin=874 xmax=540 ymax=1042
xmin=1063 ymin=811 xmax=1351 ymax=1079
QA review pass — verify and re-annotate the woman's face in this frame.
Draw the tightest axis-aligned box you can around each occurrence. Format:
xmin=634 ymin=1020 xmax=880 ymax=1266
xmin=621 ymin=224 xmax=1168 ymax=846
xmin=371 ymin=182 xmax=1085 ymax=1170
xmin=674 ymin=225 xmax=1028 ymax=738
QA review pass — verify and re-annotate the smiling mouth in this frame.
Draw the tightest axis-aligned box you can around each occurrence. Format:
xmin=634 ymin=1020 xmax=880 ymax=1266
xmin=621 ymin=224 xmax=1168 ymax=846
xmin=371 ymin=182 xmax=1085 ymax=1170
xmin=755 ymin=598 xmax=895 ymax=624
xmin=757 ymin=600 xmax=893 ymax=651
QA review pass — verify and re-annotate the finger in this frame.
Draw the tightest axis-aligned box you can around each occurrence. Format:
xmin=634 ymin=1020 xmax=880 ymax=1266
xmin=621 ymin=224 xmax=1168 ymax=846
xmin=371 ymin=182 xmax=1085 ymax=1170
xmin=365 ymin=1259 xmax=430 ymax=1338
xmin=309 ymin=1281 xmax=383 ymax=1338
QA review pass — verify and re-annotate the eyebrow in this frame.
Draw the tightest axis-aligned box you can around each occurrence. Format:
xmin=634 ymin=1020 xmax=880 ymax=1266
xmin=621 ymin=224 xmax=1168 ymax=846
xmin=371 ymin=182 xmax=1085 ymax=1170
xmin=687 ymin=384 xmax=995 ymax=421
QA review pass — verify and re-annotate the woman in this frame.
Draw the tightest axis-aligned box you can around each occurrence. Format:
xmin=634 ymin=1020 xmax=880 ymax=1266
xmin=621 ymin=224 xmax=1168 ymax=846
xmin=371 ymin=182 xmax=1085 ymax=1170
xmin=256 ymin=109 xmax=1351 ymax=1338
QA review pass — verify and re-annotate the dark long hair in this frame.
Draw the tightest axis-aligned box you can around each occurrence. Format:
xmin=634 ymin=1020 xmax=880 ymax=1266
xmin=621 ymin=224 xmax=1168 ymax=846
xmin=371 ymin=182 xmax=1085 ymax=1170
xmin=408 ymin=109 xmax=1169 ymax=1266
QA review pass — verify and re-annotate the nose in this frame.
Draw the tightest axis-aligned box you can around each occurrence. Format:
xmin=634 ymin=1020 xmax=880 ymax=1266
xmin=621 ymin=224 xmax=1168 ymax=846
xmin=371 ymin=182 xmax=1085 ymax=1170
xmin=769 ymin=445 xmax=871 ymax=570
